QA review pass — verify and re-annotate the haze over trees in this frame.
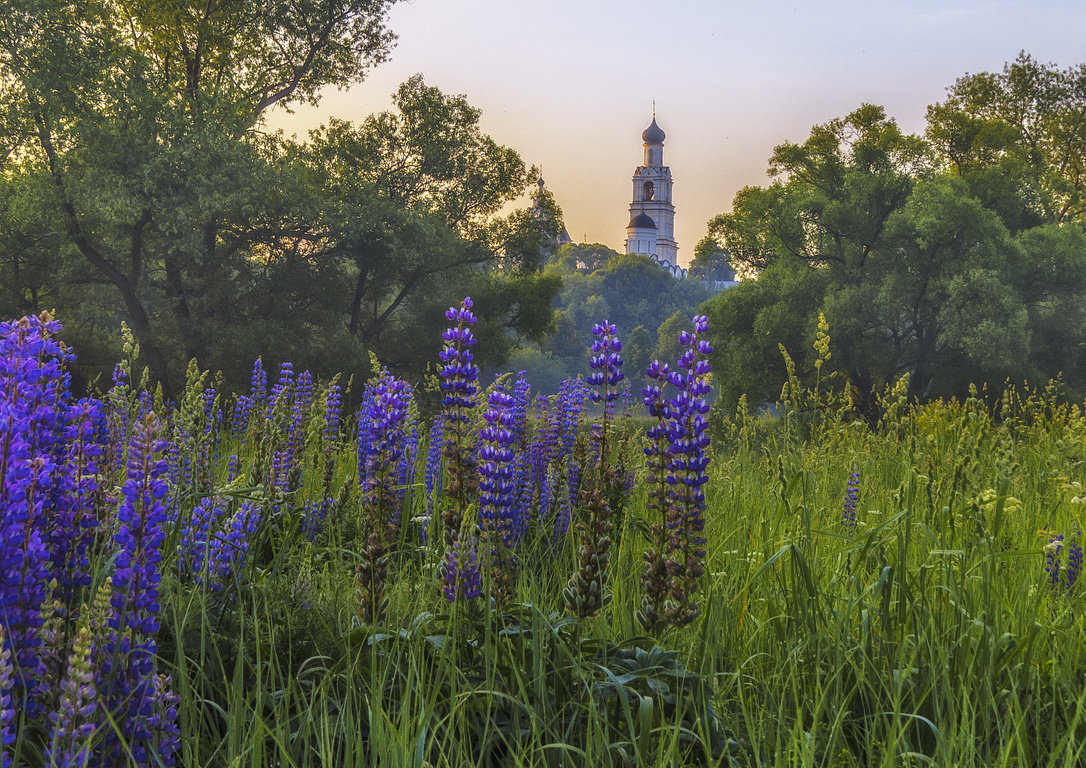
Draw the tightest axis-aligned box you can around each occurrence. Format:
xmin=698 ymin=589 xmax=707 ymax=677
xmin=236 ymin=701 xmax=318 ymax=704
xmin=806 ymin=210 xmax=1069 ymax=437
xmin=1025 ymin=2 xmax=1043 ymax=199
xmin=702 ymin=53 xmax=1086 ymax=413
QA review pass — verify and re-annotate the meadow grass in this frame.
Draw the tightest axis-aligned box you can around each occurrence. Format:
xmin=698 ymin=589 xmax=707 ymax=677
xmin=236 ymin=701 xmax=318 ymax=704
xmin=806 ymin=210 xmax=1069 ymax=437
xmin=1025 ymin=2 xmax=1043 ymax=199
xmin=153 ymin=382 xmax=1086 ymax=768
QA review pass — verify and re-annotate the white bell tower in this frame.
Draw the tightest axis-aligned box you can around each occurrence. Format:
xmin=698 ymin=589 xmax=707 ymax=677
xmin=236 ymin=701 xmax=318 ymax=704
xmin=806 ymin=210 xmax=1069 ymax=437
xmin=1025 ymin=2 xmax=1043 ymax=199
xmin=625 ymin=111 xmax=678 ymax=269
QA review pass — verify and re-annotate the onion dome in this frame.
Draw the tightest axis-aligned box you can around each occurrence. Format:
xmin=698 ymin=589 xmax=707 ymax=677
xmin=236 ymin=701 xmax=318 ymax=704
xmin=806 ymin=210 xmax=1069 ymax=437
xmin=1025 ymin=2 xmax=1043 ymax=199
xmin=628 ymin=211 xmax=657 ymax=229
xmin=642 ymin=116 xmax=665 ymax=144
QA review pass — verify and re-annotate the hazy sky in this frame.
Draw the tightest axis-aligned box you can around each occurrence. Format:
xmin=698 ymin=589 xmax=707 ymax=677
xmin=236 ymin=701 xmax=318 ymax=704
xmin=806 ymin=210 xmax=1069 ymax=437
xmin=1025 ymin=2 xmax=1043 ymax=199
xmin=268 ymin=0 xmax=1086 ymax=266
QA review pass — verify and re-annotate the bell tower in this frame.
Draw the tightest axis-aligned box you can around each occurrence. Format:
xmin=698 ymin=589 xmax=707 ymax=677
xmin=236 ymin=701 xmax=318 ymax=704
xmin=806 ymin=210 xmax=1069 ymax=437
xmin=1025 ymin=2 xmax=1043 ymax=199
xmin=625 ymin=111 xmax=678 ymax=269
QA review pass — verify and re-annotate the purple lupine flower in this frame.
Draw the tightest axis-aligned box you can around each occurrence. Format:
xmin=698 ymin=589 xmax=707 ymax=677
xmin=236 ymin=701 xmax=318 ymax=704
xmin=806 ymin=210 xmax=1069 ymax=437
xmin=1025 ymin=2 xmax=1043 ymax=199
xmin=554 ymin=475 xmax=571 ymax=543
xmin=50 ymin=397 xmax=107 ymax=605
xmin=555 ymin=377 xmax=589 ymax=510
xmin=250 ymin=358 xmax=267 ymax=409
xmin=226 ymin=454 xmax=240 ymax=483
xmin=529 ymin=400 xmax=556 ymax=507
xmin=359 ymin=370 xmax=413 ymax=530
xmin=510 ymin=451 xmax=533 ymax=544
xmin=843 ymin=470 xmax=860 ymax=531
xmin=202 ymin=387 xmax=220 ymax=434
xmin=355 ymin=371 xmax=412 ymax=626
xmin=1068 ymin=535 xmax=1083 ymax=593
xmin=1046 ymin=535 xmax=1064 ymax=587
xmin=556 ymin=378 xmax=588 ymax=459
xmin=149 ymin=673 xmax=180 ymax=766
xmin=301 ymin=498 xmax=329 ymax=541
xmin=0 ymin=313 xmax=71 ymax=711
xmin=111 ymin=411 xmax=170 ymax=637
xmin=231 ymin=395 xmax=253 ymax=435
xmin=100 ymin=409 xmax=177 ymax=767
xmin=177 ymin=497 xmax=229 ymax=580
xmin=510 ymin=373 xmax=531 ymax=446
xmin=207 ymin=503 xmax=261 ymax=592
xmin=295 ymin=370 xmax=314 ymax=415
xmin=1 ymin=629 xmax=13 ymax=768
xmin=270 ymin=361 xmax=293 ymax=411
xmin=588 ymin=321 xmax=624 ymax=419
xmin=638 ymin=359 xmax=672 ymax=631
xmin=424 ymin=414 xmax=445 ymax=524
xmin=443 ymin=528 xmax=482 ymax=603
xmin=440 ymin=298 xmax=479 ymax=427
xmin=479 ymin=385 xmax=520 ymax=606
xmin=438 ymin=297 xmax=480 ymax=550
xmin=478 ymin=386 xmax=518 ymax=548
xmin=44 ymin=624 xmax=96 ymax=768
xmin=397 ymin=407 xmax=419 ymax=505
xmin=660 ymin=314 xmax=713 ymax=627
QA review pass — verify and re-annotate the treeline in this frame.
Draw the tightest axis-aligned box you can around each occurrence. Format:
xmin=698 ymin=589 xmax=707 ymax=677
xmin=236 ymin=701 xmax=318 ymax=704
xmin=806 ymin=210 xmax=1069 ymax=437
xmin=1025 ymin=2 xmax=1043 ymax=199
xmin=500 ymin=243 xmax=710 ymax=395
xmin=702 ymin=53 xmax=1086 ymax=414
xmin=0 ymin=0 xmax=560 ymax=399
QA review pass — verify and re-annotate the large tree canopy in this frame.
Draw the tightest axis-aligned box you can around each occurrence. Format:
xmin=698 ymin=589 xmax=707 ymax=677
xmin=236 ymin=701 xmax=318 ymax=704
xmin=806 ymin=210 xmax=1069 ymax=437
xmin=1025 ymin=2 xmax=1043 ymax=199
xmin=703 ymin=56 xmax=1086 ymax=413
xmin=0 ymin=1 xmax=559 ymax=394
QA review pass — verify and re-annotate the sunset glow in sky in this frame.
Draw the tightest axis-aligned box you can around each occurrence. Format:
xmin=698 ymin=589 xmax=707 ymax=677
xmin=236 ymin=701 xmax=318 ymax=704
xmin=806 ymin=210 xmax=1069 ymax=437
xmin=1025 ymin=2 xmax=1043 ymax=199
xmin=268 ymin=0 xmax=1086 ymax=266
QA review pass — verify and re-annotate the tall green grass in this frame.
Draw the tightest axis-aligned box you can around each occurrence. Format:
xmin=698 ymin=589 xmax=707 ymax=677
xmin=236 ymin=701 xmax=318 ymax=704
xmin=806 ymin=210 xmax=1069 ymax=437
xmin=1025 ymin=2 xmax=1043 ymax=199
xmin=158 ymin=381 xmax=1086 ymax=767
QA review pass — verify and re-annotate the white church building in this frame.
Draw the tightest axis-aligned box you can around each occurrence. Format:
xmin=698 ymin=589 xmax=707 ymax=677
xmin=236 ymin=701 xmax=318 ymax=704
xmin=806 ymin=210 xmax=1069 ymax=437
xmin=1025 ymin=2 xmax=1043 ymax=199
xmin=625 ymin=114 xmax=685 ymax=278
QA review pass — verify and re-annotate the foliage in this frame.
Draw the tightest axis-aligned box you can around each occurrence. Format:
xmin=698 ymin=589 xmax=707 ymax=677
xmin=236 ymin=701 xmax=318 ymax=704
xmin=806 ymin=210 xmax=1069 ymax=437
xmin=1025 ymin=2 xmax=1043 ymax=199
xmin=704 ymin=58 xmax=1086 ymax=413
xmin=504 ymin=246 xmax=710 ymax=395
xmin=8 ymin=305 xmax=1086 ymax=766
xmin=0 ymin=7 xmax=558 ymax=397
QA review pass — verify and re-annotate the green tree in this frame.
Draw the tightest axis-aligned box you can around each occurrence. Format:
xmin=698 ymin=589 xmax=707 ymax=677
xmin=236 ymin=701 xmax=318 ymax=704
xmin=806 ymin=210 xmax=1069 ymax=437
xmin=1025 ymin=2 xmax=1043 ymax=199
xmin=688 ymin=235 xmax=736 ymax=282
xmin=701 ymin=74 xmax=1086 ymax=413
xmin=928 ymin=52 xmax=1086 ymax=226
xmin=0 ymin=0 xmax=398 ymax=391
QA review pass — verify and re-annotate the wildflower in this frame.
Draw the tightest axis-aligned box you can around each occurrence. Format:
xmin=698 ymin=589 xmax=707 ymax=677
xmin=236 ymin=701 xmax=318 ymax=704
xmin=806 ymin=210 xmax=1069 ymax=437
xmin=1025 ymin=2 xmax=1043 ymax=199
xmin=660 ymin=315 xmax=713 ymax=627
xmin=206 ymin=503 xmax=261 ymax=593
xmin=1068 ymin=537 xmax=1083 ymax=593
xmin=479 ymin=386 xmax=519 ymax=606
xmin=565 ymin=322 xmax=623 ymax=619
xmin=637 ymin=359 xmax=672 ymax=632
xmin=0 ymin=312 xmax=71 ymax=709
xmin=1046 ymin=533 xmax=1083 ymax=596
xmin=100 ymin=409 xmax=178 ymax=767
xmin=1046 ymin=535 xmax=1064 ymax=587
xmin=355 ymin=369 xmax=413 ymax=625
xmin=443 ymin=526 xmax=482 ymax=603
xmin=1 ymin=628 xmax=13 ymax=768
xmin=44 ymin=624 xmax=96 ymax=767
xmin=423 ymin=414 xmax=445 ymax=528
xmin=438 ymin=298 xmax=480 ymax=550
xmin=843 ymin=470 xmax=860 ymax=531
xmin=231 ymin=395 xmax=253 ymax=434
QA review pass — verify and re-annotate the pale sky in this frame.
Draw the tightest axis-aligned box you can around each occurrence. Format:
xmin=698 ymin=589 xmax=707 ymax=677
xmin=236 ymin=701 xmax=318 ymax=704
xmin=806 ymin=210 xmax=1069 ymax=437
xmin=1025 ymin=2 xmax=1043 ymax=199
xmin=268 ymin=0 xmax=1086 ymax=267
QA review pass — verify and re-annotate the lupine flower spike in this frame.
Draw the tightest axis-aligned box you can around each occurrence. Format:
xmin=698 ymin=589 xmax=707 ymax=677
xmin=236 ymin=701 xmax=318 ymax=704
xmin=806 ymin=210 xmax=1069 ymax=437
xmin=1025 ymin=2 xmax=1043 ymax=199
xmin=565 ymin=321 xmax=623 ymax=619
xmin=661 ymin=315 xmax=713 ymax=628
xmin=438 ymin=298 xmax=480 ymax=551
xmin=479 ymin=385 xmax=519 ymax=607
xmin=637 ymin=359 xmax=672 ymax=631
xmin=443 ymin=523 xmax=483 ymax=604
xmin=843 ymin=470 xmax=860 ymax=531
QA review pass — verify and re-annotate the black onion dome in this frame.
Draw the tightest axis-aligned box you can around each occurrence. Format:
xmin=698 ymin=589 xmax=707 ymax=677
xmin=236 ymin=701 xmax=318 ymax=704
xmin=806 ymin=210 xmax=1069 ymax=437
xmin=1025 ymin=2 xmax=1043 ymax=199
xmin=642 ymin=116 xmax=665 ymax=144
xmin=628 ymin=211 xmax=657 ymax=229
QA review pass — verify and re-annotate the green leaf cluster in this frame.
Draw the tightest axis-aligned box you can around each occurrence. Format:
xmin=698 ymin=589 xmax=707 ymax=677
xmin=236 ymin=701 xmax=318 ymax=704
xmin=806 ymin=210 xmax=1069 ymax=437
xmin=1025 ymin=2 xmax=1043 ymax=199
xmin=703 ymin=54 xmax=1086 ymax=414
xmin=0 ymin=4 xmax=560 ymax=396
